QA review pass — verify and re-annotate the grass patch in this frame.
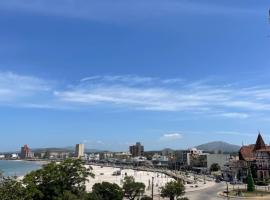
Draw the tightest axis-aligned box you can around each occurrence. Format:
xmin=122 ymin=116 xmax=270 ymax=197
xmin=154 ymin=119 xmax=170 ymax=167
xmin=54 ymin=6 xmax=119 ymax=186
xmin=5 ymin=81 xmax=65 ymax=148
xmin=228 ymin=189 xmax=270 ymax=197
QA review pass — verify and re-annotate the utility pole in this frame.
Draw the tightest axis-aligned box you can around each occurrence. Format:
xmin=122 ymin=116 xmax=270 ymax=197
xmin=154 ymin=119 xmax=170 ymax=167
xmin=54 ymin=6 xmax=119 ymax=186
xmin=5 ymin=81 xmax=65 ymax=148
xmin=152 ymin=176 xmax=154 ymax=200
xmin=226 ymin=181 xmax=229 ymax=199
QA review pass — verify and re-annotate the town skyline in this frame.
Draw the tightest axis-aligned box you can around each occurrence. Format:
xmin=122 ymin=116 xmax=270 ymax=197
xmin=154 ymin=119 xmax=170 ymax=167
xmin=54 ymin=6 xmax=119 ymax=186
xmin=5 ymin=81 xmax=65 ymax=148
xmin=0 ymin=0 xmax=270 ymax=151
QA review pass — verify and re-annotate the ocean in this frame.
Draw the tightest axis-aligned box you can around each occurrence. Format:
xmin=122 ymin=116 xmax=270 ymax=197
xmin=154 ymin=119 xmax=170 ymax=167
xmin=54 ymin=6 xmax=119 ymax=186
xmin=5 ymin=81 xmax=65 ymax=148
xmin=0 ymin=160 xmax=42 ymax=177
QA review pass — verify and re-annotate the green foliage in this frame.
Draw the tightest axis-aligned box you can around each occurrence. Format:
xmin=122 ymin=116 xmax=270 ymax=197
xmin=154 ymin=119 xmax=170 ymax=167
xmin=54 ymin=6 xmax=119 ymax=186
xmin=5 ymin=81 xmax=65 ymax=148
xmin=123 ymin=176 xmax=145 ymax=200
xmin=210 ymin=163 xmax=220 ymax=172
xmin=87 ymin=192 xmax=103 ymax=200
xmin=55 ymin=190 xmax=82 ymax=200
xmin=91 ymin=182 xmax=123 ymax=200
xmin=247 ymin=168 xmax=255 ymax=192
xmin=0 ymin=177 xmax=26 ymax=200
xmin=250 ymin=165 xmax=257 ymax=179
xmin=161 ymin=180 xmax=185 ymax=200
xmin=23 ymin=159 xmax=94 ymax=200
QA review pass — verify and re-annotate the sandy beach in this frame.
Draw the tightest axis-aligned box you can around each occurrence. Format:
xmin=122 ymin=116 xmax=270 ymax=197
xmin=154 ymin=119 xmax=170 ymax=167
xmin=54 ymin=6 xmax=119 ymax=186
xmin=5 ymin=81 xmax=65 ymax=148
xmin=86 ymin=165 xmax=216 ymax=198
xmin=86 ymin=165 xmax=174 ymax=196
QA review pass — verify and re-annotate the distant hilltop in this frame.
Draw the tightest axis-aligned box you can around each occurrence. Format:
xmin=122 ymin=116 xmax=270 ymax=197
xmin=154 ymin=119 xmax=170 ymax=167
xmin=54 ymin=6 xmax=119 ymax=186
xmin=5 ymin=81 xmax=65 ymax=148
xmin=196 ymin=141 xmax=240 ymax=153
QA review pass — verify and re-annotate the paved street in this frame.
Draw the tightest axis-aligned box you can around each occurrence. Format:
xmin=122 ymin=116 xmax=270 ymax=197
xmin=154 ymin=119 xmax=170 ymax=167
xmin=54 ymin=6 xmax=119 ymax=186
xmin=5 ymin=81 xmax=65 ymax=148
xmin=186 ymin=182 xmax=238 ymax=200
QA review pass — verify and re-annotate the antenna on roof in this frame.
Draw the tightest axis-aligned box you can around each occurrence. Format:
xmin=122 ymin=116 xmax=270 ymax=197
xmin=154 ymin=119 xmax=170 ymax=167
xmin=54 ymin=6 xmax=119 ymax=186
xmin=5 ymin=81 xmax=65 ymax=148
xmin=242 ymin=141 xmax=244 ymax=146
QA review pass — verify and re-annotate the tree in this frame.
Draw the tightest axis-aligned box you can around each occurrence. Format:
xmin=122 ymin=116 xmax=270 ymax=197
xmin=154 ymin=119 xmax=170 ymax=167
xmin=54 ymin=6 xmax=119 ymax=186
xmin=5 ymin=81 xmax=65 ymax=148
xmin=160 ymin=181 xmax=185 ymax=200
xmin=23 ymin=158 xmax=94 ymax=200
xmin=87 ymin=192 xmax=102 ymax=200
xmin=210 ymin=163 xmax=220 ymax=172
xmin=91 ymin=182 xmax=123 ymax=200
xmin=56 ymin=190 xmax=82 ymax=200
xmin=247 ymin=168 xmax=255 ymax=192
xmin=0 ymin=177 xmax=26 ymax=200
xmin=123 ymin=176 xmax=145 ymax=200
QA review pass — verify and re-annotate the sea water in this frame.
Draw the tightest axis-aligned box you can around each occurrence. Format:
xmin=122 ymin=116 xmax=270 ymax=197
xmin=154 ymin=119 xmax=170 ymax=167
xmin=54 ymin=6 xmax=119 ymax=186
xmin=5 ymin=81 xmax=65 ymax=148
xmin=0 ymin=160 xmax=42 ymax=177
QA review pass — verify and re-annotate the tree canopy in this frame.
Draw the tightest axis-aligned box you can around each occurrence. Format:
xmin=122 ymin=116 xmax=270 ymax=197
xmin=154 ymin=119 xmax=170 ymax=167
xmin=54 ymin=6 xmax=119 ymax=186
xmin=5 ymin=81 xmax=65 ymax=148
xmin=122 ymin=176 xmax=145 ymax=200
xmin=91 ymin=182 xmax=123 ymax=200
xmin=0 ymin=177 xmax=26 ymax=200
xmin=160 ymin=180 xmax=185 ymax=200
xmin=210 ymin=163 xmax=221 ymax=172
xmin=247 ymin=168 xmax=255 ymax=192
xmin=23 ymin=159 xmax=94 ymax=200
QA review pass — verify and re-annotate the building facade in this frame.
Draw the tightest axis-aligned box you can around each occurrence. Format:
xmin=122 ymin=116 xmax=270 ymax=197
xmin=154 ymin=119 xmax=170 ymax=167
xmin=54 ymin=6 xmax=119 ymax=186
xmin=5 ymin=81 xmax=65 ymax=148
xmin=129 ymin=142 xmax=144 ymax=157
xmin=20 ymin=144 xmax=34 ymax=159
xmin=239 ymin=133 xmax=270 ymax=180
xmin=207 ymin=154 xmax=230 ymax=170
xmin=75 ymin=144 xmax=85 ymax=158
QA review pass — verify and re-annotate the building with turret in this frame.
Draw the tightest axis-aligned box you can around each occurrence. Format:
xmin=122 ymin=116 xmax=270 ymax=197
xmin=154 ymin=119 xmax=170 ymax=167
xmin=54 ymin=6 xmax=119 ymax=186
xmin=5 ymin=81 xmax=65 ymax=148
xmin=239 ymin=133 xmax=270 ymax=180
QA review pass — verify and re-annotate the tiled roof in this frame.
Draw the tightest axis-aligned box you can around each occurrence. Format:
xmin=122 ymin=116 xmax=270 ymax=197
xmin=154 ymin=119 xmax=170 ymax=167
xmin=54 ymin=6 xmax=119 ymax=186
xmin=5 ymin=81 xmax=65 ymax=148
xmin=239 ymin=145 xmax=255 ymax=161
xmin=254 ymin=133 xmax=266 ymax=150
xmin=239 ymin=134 xmax=270 ymax=161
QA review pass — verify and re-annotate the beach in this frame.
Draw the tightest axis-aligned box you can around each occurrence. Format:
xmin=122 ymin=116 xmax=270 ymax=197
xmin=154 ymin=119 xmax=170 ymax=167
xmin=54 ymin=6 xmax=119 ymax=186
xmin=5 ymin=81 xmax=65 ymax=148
xmin=86 ymin=165 xmax=216 ymax=199
xmin=86 ymin=165 xmax=174 ymax=197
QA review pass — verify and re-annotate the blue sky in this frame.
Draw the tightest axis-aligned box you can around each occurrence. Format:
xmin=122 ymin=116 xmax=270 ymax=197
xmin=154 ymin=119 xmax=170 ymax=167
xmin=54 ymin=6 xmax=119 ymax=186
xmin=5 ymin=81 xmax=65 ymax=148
xmin=0 ymin=0 xmax=270 ymax=152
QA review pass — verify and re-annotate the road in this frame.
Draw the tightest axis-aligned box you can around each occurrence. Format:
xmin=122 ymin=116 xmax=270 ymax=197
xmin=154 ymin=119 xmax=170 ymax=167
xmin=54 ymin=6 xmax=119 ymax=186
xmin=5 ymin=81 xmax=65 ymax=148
xmin=185 ymin=182 xmax=242 ymax=200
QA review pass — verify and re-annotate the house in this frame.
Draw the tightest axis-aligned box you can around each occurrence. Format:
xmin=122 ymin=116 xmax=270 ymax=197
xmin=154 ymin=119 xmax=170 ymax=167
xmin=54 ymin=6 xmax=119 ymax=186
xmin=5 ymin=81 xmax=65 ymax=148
xmin=239 ymin=133 xmax=270 ymax=180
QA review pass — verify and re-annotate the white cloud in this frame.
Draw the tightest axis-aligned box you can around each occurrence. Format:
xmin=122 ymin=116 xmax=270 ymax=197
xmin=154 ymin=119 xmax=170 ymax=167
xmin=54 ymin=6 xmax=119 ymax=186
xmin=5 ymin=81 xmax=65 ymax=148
xmin=54 ymin=75 xmax=270 ymax=116
xmin=160 ymin=133 xmax=183 ymax=140
xmin=3 ymin=72 xmax=270 ymax=120
xmin=0 ymin=71 xmax=50 ymax=102
xmin=217 ymin=112 xmax=250 ymax=119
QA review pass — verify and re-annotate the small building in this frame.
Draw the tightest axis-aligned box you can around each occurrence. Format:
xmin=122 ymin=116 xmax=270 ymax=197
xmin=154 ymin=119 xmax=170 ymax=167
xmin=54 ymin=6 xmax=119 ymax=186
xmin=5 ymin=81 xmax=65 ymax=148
xmin=88 ymin=153 xmax=100 ymax=161
xmin=152 ymin=154 xmax=169 ymax=167
xmin=113 ymin=152 xmax=132 ymax=160
xmin=99 ymin=152 xmax=114 ymax=160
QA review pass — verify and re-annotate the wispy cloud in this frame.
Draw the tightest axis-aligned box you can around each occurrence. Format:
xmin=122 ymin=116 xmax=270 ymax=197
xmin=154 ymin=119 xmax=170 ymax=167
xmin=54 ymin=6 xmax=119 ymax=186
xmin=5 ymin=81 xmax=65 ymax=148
xmin=54 ymin=75 xmax=270 ymax=116
xmin=3 ymin=72 xmax=270 ymax=120
xmin=0 ymin=71 xmax=50 ymax=102
xmin=80 ymin=75 xmax=157 ymax=85
xmin=216 ymin=112 xmax=250 ymax=119
xmin=160 ymin=133 xmax=183 ymax=141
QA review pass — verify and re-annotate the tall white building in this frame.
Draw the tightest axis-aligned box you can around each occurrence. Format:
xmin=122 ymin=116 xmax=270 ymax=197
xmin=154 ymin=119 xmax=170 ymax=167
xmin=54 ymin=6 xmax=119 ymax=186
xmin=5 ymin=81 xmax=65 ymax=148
xmin=75 ymin=143 xmax=84 ymax=158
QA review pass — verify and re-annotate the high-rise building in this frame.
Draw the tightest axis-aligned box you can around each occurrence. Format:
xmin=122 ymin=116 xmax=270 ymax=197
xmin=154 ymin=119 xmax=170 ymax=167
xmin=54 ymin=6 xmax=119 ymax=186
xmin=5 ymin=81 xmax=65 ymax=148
xmin=20 ymin=144 xmax=34 ymax=159
xmin=129 ymin=142 xmax=144 ymax=157
xmin=75 ymin=144 xmax=84 ymax=158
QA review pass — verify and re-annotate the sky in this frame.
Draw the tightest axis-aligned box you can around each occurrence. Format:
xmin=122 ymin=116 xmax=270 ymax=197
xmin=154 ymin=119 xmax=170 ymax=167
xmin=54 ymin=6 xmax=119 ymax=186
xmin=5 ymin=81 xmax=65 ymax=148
xmin=0 ymin=0 xmax=270 ymax=152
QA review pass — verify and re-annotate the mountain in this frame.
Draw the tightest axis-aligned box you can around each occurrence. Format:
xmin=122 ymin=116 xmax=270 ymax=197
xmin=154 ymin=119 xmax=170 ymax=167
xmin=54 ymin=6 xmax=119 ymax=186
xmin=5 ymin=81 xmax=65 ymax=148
xmin=196 ymin=141 xmax=240 ymax=153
